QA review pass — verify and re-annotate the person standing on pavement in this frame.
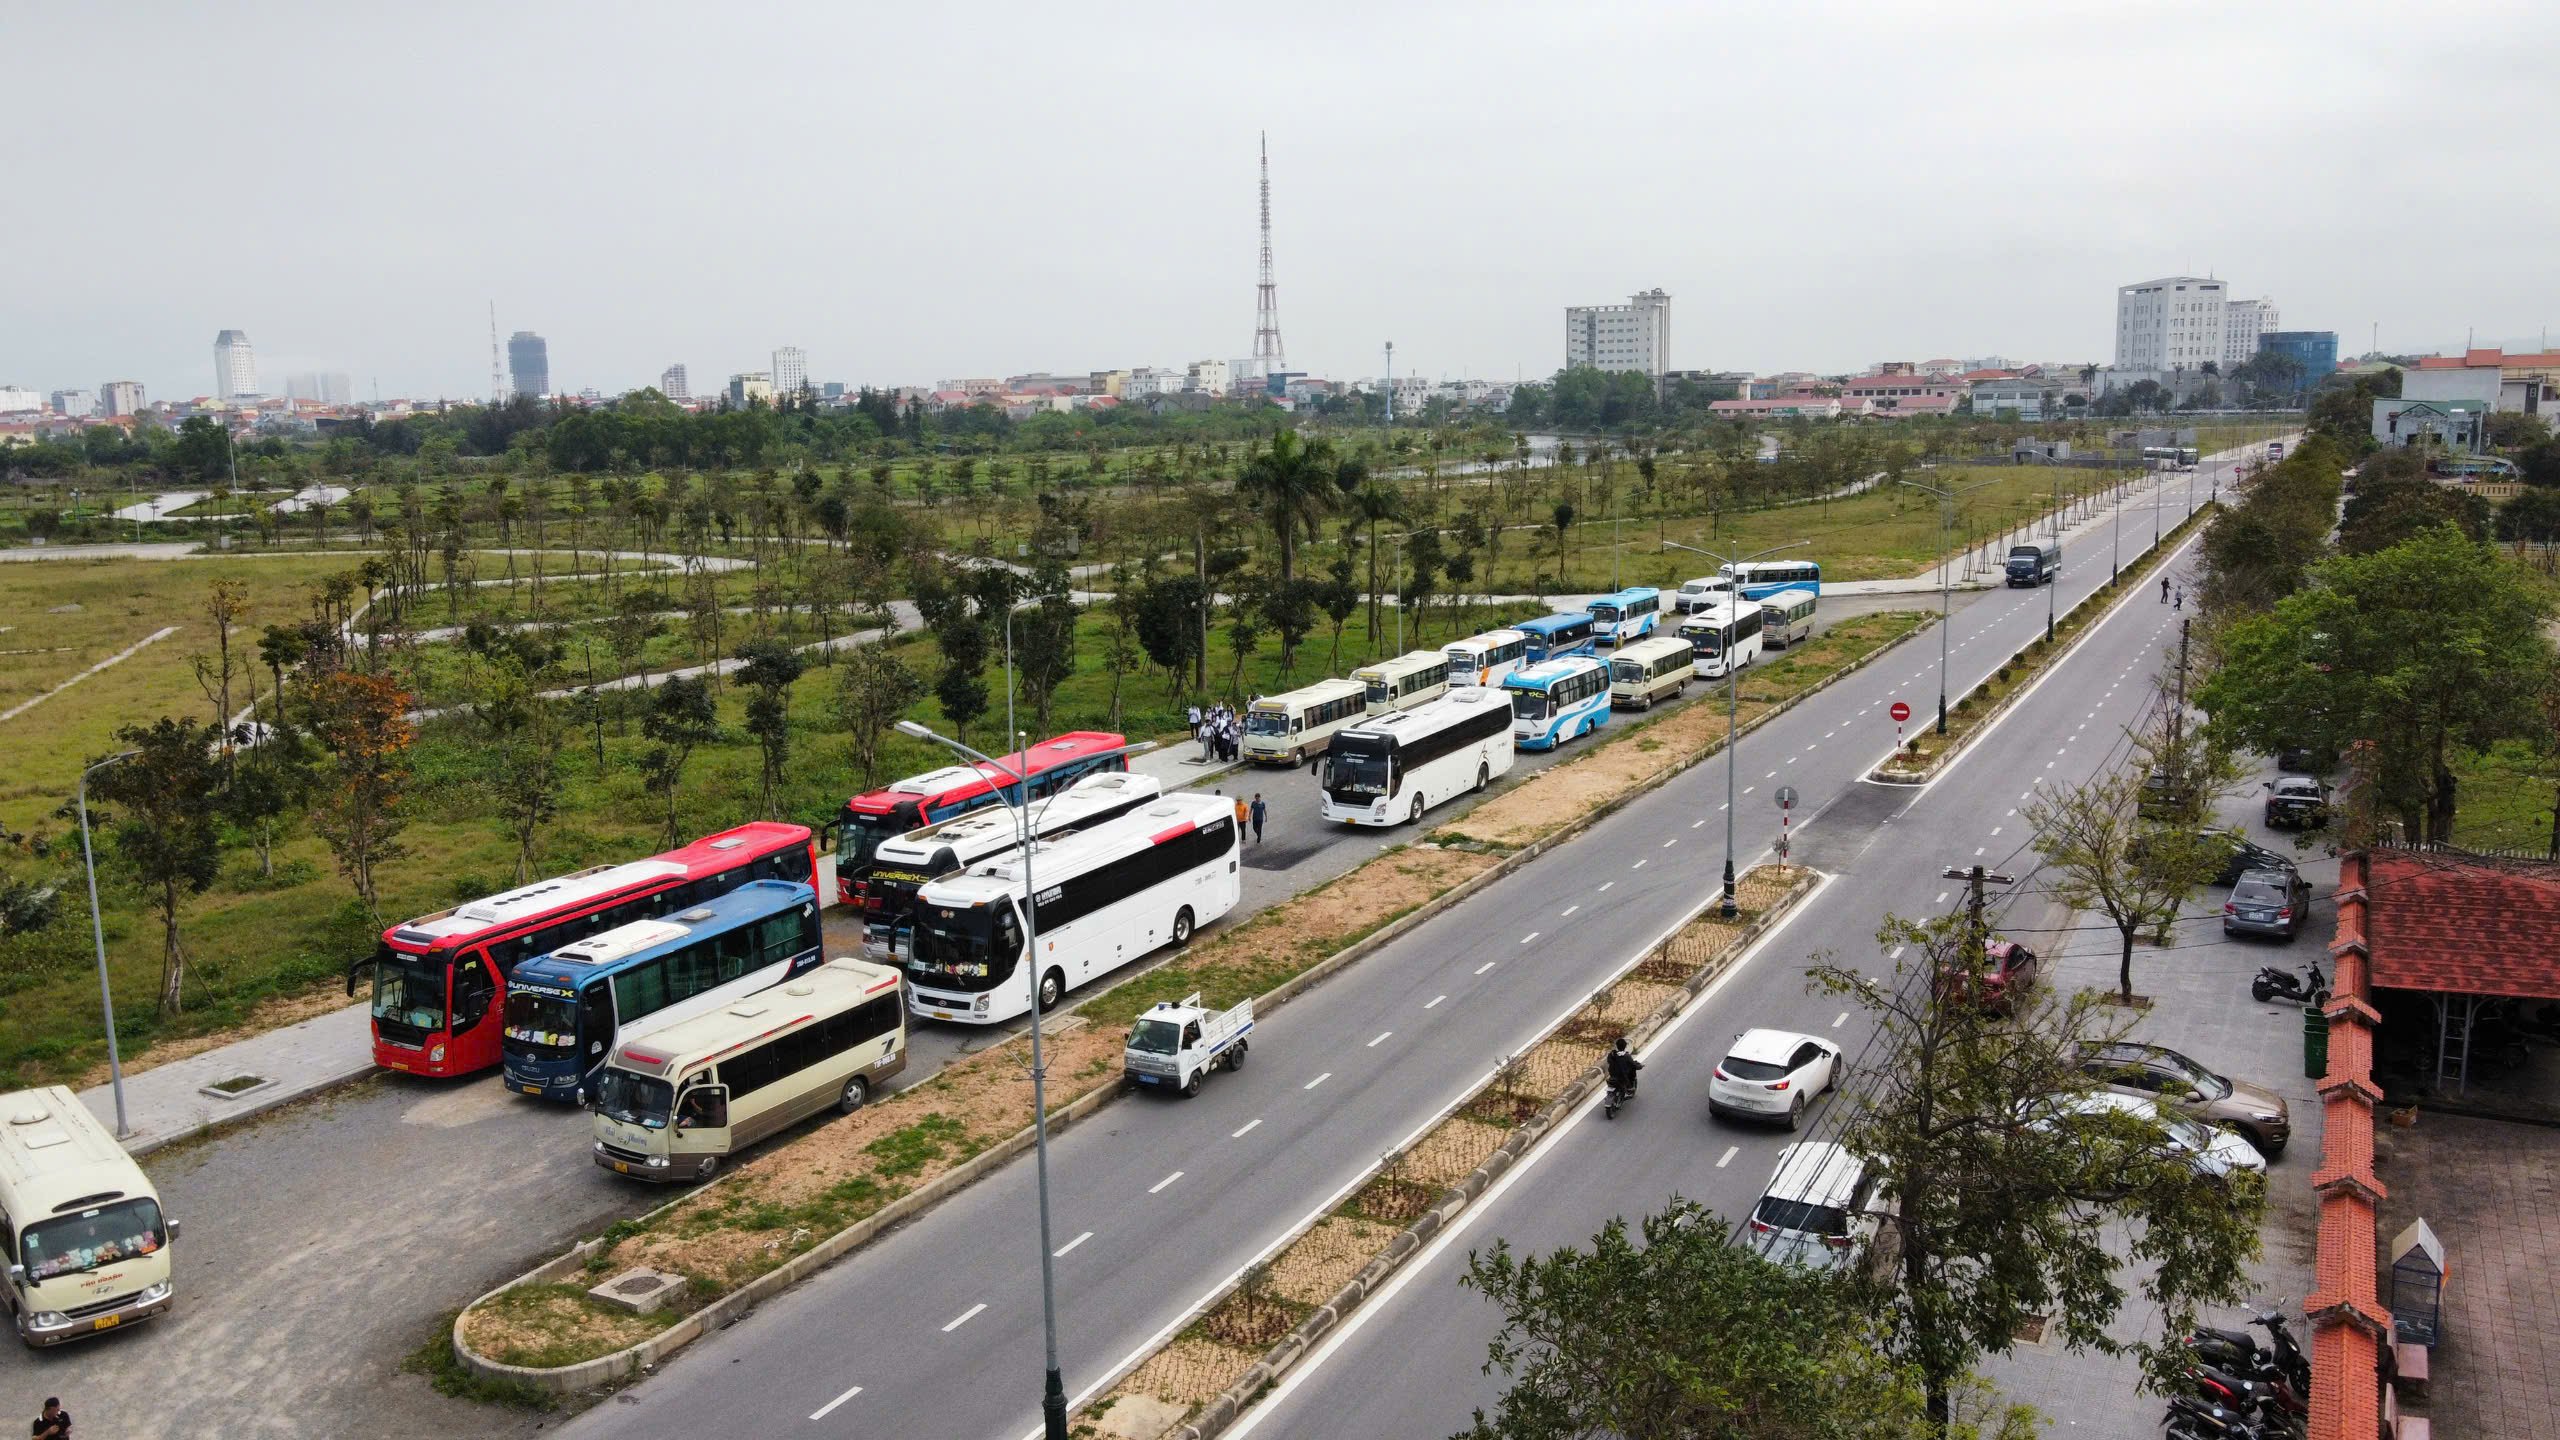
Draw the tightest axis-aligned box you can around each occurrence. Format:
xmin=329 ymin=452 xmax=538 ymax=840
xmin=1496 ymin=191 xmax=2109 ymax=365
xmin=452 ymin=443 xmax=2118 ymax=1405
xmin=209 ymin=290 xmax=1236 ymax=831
xmin=34 ymin=1398 xmax=70 ymax=1440
xmin=1233 ymin=794 xmax=1250 ymax=832
xmin=2160 ymin=576 xmax=2170 ymax=603
xmin=1249 ymin=793 xmax=1267 ymax=843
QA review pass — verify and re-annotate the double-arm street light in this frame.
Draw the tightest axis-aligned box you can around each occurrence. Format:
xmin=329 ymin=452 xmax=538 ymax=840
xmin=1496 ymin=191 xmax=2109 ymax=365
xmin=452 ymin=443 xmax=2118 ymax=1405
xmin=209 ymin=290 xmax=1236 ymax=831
xmin=1894 ymin=474 xmax=2004 ymax=736
xmin=77 ymin=750 xmax=140 ymax=1137
xmin=1661 ymin=537 xmax=1808 ymax=917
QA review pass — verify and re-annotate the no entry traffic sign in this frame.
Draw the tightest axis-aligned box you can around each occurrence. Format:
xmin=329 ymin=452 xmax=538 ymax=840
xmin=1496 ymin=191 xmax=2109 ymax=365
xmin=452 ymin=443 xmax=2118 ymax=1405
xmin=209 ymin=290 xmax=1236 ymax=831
xmin=1889 ymin=701 xmax=1911 ymax=723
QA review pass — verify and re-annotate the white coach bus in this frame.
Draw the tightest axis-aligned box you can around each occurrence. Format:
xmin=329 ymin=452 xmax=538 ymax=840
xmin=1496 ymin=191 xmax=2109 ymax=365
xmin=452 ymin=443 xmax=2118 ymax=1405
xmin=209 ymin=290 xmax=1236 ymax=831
xmin=1319 ymin=688 xmax=1515 ymax=827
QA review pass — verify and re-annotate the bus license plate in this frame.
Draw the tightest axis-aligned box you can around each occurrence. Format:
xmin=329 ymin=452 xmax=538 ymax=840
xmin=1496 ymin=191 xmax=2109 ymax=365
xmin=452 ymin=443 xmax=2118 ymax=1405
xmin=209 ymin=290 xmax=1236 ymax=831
xmin=521 ymin=1084 xmax=543 ymax=1096
xmin=94 ymin=1314 xmax=120 ymax=1331
xmin=930 ymin=1010 xmax=953 ymax=1020
xmin=382 ymin=1060 xmax=409 ymax=1072
xmin=1137 ymin=1075 xmax=1160 ymax=1086
xmin=611 ymin=1161 xmax=632 ymax=1174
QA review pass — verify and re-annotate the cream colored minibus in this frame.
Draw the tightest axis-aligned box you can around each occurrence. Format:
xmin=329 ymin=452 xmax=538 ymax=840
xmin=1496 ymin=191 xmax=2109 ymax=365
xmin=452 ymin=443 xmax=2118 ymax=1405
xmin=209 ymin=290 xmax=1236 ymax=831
xmin=2 ymin=1086 xmax=177 ymax=1345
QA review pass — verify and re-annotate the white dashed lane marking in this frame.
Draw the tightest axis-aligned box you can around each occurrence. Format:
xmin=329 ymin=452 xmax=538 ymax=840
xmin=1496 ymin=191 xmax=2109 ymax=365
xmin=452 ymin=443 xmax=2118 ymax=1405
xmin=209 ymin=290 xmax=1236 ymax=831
xmin=1149 ymin=1172 xmax=1184 ymax=1194
xmin=1717 ymin=1146 xmax=1739 ymax=1168
xmin=1305 ymin=1072 xmax=1333 ymax=1090
xmin=1056 ymin=1230 xmax=1094 ymax=1255
xmin=1424 ymin=995 xmax=1446 ymax=1010
xmin=811 ymin=1386 xmax=865 ymax=1421
xmin=943 ymin=1304 xmax=987 ymax=1333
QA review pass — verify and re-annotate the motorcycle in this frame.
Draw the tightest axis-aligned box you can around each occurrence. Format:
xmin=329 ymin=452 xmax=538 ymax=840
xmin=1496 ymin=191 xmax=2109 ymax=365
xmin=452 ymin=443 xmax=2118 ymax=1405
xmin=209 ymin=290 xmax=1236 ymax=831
xmin=2187 ymin=1306 xmax=2311 ymax=1396
xmin=1604 ymin=1079 xmax=1632 ymax=1120
xmin=2164 ymin=1395 xmax=2270 ymax=1440
xmin=2250 ymin=959 xmax=2328 ymax=1006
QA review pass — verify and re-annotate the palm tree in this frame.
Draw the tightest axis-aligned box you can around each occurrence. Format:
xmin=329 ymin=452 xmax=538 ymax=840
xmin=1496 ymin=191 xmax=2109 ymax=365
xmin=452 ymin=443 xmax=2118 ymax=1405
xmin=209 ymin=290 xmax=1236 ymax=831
xmin=1236 ymin=430 xmax=1338 ymax=590
xmin=1343 ymin=480 xmax=1407 ymax=645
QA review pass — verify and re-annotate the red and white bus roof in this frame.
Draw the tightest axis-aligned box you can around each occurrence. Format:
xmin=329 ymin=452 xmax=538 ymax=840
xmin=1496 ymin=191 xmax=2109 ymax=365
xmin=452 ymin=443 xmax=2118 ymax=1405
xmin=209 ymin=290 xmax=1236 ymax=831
xmin=844 ymin=731 xmax=1127 ymax=817
xmin=383 ymin=821 xmax=811 ymax=951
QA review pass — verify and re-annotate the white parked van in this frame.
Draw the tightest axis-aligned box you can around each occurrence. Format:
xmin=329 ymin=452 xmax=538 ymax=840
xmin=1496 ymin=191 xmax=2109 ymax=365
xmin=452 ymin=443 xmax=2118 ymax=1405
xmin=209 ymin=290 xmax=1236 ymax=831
xmin=591 ymin=957 xmax=907 ymax=1181
xmin=1 ymin=1087 xmax=177 ymax=1346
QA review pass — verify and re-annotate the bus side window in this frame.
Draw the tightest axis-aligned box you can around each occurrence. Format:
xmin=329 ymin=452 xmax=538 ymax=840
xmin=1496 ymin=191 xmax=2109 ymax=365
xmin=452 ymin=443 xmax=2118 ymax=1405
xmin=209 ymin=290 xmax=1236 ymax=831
xmin=854 ymin=995 xmax=900 ymax=1046
xmin=758 ymin=914 xmax=802 ymax=968
xmin=579 ymin=982 xmax=616 ymax=1058
xmin=715 ymin=927 xmax=755 ymax=984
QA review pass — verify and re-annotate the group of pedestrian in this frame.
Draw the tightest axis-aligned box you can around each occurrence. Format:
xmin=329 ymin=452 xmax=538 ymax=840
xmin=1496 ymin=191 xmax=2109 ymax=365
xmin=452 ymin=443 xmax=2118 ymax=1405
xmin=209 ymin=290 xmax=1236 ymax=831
xmin=2159 ymin=576 xmax=2183 ymax=610
xmin=1216 ymin=789 xmax=1269 ymax=844
xmin=1188 ymin=700 xmax=1253 ymax=765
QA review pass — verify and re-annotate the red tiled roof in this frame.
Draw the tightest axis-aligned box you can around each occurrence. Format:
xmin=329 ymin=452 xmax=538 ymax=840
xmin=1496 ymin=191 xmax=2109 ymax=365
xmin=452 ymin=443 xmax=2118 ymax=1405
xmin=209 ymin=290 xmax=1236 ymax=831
xmin=2414 ymin=348 xmax=2560 ymax=370
xmin=2366 ymin=848 xmax=2560 ymax=999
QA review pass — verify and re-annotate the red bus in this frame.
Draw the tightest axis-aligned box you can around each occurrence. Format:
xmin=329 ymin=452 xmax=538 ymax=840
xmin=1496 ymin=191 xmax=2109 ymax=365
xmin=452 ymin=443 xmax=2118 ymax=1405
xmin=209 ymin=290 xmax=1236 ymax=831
xmin=834 ymin=731 xmax=1130 ymax=906
xmin=347 ymin=821 xmax=818 ymax=1079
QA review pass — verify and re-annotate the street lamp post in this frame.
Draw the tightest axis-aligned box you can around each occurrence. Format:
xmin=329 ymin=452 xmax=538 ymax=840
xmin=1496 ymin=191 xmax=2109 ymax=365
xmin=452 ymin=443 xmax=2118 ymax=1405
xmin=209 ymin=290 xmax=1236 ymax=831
xmin=1662 ymin=537 xmax=1807 ymax=917
xmin=1896 ymin=474 xmax=2003 ymax=736
xmin=2046 ymin=472 xmax=2062 ymax=644
xmin=78 ymin=750 xmax=140 ymax=1138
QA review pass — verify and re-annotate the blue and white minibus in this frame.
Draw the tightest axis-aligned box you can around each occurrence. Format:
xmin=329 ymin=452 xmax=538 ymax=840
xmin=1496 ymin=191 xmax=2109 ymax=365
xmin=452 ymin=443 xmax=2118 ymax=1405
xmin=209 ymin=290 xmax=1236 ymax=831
xmin=1515 ymin=612 xmax=1598 ymax=664
xmin=1720 ymin=561 xmax=1823 ymax=601
xmin=1585 ymin=587 xmax=1663 ymax=649
xmin=1502 ymin=656 xmax=1612 ymax=751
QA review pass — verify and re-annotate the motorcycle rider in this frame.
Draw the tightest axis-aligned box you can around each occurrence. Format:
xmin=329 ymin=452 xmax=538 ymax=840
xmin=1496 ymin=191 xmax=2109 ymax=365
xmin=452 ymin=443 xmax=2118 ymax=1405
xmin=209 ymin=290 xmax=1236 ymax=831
xmin=1605 ymin=1037 xmax=1642 ymax=1097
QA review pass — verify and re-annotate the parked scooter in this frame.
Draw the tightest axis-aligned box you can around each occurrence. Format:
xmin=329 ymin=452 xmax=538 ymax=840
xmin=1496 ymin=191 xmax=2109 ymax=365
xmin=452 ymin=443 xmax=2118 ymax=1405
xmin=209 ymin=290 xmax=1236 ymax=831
xmin=2187 ymin=1306 xmax=2311 ymax=1396
xmin=2164 ymin=1394 xmax=2272 ymax=1440
xmin=2250 ymin=959 xmax=2328 ymax=1006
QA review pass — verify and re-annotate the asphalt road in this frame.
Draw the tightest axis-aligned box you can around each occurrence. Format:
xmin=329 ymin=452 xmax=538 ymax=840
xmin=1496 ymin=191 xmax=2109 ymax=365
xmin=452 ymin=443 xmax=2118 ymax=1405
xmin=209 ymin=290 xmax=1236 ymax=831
xmin=553 ymin=460 xmax=2249 ymax=1440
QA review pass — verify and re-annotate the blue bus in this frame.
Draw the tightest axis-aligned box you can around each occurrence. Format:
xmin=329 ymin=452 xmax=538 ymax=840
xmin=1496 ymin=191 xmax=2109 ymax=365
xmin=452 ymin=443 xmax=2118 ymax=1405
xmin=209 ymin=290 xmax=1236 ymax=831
xmin=1585 ymin=587 xmax=1663 ymax=649
xmin=500 ymin=880 xmax=822 ymax=1102
xmin=1502 ymin=657 xmax=1612 ymax=751
xmin=1515 ymin=612 xmax=1598 ymax=664
xmin=1720 ymin=561 xmax=1823 ymax=601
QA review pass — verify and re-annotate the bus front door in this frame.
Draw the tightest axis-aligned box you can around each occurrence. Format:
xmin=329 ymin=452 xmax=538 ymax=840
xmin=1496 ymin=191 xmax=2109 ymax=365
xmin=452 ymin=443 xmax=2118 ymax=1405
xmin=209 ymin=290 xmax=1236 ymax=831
xmin=671 ymin=1080 xmax=732 ymax=1177
xmin=579 ymin=981 xmax=616 ymax=1091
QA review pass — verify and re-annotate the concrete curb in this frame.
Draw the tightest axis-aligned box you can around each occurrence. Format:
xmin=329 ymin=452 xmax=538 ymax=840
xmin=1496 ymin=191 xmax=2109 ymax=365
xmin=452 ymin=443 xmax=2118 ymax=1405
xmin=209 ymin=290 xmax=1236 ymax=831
xmin=448 ymin=617 xmax=1933 ymax=1395
xmin=1868 ymin=507 xmax=2214 ymax=787
xmin=1161 ymin=869 xmax=1822 ymax=1440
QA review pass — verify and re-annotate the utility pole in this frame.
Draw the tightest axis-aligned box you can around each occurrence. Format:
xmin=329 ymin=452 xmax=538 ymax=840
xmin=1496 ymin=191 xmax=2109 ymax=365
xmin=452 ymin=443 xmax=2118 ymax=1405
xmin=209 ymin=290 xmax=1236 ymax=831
xmin=2171 ymin=618 xmax=2191 ymax=747
xmin=1941 ymin=863 xmax=2017 ymax=976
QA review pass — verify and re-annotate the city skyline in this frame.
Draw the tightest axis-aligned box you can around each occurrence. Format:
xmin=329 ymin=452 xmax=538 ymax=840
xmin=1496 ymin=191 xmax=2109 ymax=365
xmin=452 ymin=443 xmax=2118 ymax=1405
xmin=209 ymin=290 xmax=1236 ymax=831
xmin=7 ymin=4 xmax=2557 ymax=403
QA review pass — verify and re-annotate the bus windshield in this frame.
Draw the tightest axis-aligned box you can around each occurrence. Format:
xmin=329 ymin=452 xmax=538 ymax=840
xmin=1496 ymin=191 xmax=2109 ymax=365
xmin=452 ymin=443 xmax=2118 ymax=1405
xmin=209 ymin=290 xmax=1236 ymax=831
xmin=370 ymin=947 xmax=447 ymax=1033
xmin=23 ymin=1196 xmax=166 ymax=1282
xmin=502 ymin=992 xmax=580 ymax=1056
xmin=1129 ymin=1018 xmax=1183 ymax=1055
xmin=1509 ymin=690 xmax=1549 ymax=721
xmin=1590 ymin=605 xmax=1621 ymax=624
xmin=1362 ymin=677 xmax=1393 ymax=706
xmin=1611 ymin=660 xmax=1645 ymax=684
xmin=909 ymin=900 xmax=1023 ymax=993
xmin=594 ymin=1069 xmax=673 ymax=1129
xmin=1245 ymin=710 xmax=1290 ymax=737
xmin=1328 ymin=749 xmax=1393 ymax=797
xmin=839 ymin=804 xmax=921 ymax=870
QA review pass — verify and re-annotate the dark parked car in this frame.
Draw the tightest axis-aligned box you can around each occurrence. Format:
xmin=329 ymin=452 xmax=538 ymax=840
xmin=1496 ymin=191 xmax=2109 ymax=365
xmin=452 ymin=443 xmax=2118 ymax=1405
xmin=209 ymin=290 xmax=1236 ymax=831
xmin=2263 ymin=776 xmax=2331 ymax=829
xmin=2138 ymin=769 xmax=2197 ymax=821
xmin=2132 ymin=826 xmax=2292 ymax=887
xmin=1935 ymin=939 xmax=2040 ymax=1015
xmin=2275 ymin=744 xmax=2334 ymax=775
xmin=2224 ymin=866 xmax=2313 ymax=940
xmin=2072 ymin=1040 xmax=2293 ymax=1157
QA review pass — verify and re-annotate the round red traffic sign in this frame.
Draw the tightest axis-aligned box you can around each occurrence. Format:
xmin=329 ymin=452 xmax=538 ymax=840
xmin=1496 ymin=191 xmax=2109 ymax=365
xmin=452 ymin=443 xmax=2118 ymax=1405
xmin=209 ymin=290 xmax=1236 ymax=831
xmin=1890 ymin=701 xmax=1911 ymax=723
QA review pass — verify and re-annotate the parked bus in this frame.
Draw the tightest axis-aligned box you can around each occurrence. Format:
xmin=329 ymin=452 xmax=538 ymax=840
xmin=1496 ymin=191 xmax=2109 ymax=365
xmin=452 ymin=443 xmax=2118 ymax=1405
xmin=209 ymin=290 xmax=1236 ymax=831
xmin=351 ymin=822 xmax=817 ymax=1080
xmin=1 ymin=1086 xmax=179 ymax=1345
xmin=1321 ymin=688 xmax=1515 ymax=827
xmin=1353 ymin=650 xmax=1453 ymax=715
xmin=905 ymin=793 xmax=1242 ymax=1023
xmin=859 ymin=771 xmax=1165 ymax=943
xmin=499 ymin=880 xmax=822 ymax=1102
xmin=1243 ymin=678 xmax=1368 ymax=766
xmin=592 ymin=956 xmax=907 ymax=1182
xmin=1720 ymin=560 xmax=1822 ymax=600
xmin=834 ymin=731 xmax=1130 ymax=905
xmin=1585 ymin=587 xmax=1663 ymax=649
xmin=1758 ymin=587 xmax=1819 ymax=649
xmin=1444 ymin=629 xmax=1530 ymax=689
xmin=1674 ymin=575 xmax=1738 ymax=614
xmin=1515 ymin=612 xmax=1599 ymax=663
xmin=1609 ymin=635 xmax=1696 ymax=709
xmin=1677 ymin=600 xmax=1764 ymax=679
xmin=1503 ymin=656 xmax=1612 ymax=750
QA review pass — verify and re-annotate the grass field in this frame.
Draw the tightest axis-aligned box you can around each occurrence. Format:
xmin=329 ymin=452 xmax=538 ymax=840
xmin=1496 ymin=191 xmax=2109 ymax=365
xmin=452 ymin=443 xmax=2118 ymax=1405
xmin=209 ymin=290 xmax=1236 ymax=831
xmin=2449 ymin=739 xmax=2560 ymax=856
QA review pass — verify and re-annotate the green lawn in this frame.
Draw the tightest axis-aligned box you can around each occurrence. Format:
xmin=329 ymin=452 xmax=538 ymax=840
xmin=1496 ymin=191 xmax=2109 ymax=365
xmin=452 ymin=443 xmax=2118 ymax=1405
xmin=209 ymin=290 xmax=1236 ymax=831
xmin=2448 ymin=739 xmax=2560 ymax=856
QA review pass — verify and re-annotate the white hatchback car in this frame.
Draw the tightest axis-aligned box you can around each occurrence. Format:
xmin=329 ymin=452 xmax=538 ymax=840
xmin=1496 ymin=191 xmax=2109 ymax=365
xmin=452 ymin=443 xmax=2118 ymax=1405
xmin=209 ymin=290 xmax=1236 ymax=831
xmin=2052 ymin=1091 xmax=2267 ymax=1179
xmin=1709 ymin=1028 xmax=1843 ymax=1129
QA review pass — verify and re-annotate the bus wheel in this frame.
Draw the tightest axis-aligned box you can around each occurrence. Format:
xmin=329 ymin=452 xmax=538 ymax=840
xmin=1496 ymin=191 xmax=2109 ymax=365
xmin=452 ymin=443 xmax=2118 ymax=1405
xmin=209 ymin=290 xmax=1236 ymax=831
xmin=695 ymin=1155 xmax=721 ymax=1182
xmin=1289 ymin=747 xmax=1302 ymax=767
xmin=1409 ymin=795 xmax=1426 ymax=823
xmin=1475 ymin=763 xmax=1489 ymax=793
xmin=837 ymin=1076 xmax=870 ymax=1115
xmin=1038 ymin=968 xmax=1065 ymax=1012
xmin=1172 ymin=907 xmax=1195 ymax=946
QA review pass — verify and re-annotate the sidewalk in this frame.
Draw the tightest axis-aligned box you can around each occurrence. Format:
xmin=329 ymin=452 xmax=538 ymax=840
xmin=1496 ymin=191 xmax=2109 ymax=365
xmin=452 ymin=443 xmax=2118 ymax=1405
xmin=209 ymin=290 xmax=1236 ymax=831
xmin=79 ymin=999 xmax=376 ymax=1157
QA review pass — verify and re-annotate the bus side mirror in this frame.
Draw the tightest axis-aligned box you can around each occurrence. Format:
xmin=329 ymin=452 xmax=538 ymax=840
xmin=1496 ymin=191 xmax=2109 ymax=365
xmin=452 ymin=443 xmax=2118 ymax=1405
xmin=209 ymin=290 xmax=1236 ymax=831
xmin=167 ymin=1219 xmax=182 ymax=1243
xmin=6 ymin=1264 xmax=22 ymax=1287
xmin=344 ymin=960 xmax=365 ymax=998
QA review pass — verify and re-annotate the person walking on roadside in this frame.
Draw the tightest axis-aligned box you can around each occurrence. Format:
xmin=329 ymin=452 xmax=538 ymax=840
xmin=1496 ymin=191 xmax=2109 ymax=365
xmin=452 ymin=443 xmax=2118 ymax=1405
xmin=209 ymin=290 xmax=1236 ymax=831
xmin=1249 ymin=792 xmax=1267 ymax=844
xmin=2160 ymin=576 xmax=2170 ymax=603
xmin=2174 ymin=587 xmax=2184 ymax=611
xmin=1234 ymin=794 xmax=1250 ymax=832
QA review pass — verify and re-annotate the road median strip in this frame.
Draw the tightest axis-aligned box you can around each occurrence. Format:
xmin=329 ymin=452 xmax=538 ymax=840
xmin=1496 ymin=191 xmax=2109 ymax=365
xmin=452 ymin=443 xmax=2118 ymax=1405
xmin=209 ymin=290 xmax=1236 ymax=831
xmin=448 ymin=612 xmax=1931 ymax=1398
xmin=1079 ymin=864 xmax=1820 ymax=1440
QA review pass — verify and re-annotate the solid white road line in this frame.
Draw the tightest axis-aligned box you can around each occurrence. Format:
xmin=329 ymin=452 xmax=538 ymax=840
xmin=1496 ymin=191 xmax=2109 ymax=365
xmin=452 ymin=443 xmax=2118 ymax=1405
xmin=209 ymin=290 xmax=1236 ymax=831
xmin=1149 ymin=1172 xmax=1184 ymax=1194
xmin=810 ymin=1384 xmax=865 ymax=1421
xmin=1424 ymin=995 xmax=1446 ymax=1009
xmin=1304 ymin=1072 xmax=1332 ymax=1090
xmin=942 ymin=1304 xmax=986 ymax=1333
xmin=1056 ymin=1230 xmax=1094 ymax=1256
xmin=1716 ymin=1146 xmax=1739 ymax=1168
xmin=1367 ymin=1031 xmax=1392 ymax=1047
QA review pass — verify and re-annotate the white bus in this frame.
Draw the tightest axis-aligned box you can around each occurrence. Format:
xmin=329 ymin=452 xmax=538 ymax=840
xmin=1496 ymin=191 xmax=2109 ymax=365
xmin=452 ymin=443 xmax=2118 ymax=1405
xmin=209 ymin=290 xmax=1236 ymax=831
xmin=1 ymin=1086 xmax=178 ymax=1345
xmin=1320 ymin=688 xmax=1515 ymax=827
xmin=1609 ymin=635 xmax=1696 ymax=709
xmin=1353 ymin=649 xmax=1453 ymax=715
xmin=1242 ymin=678 xmax=1368 ymax=767
xmin=1444 ymin=629 xmax=1530 ymax=690
xmin=904 ymin=793 xmax=1242 ymax=1023
xmin=1758 ymin=587 xmax=1818 ymax=650
xmin=1674 ymin=575 xmax=1737 ymax=614
xmin=592 ymin=956 xmax=908 ymax=1182
xmin=1677 ymin=601 xmax=1764 ymax=679
xmin=859 ymin=772 xmax=1164 ymax=941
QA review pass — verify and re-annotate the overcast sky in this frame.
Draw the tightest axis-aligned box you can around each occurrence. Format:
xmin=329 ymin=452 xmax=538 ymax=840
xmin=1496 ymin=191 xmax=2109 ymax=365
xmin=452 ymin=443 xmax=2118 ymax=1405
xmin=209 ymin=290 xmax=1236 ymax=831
xmin=10 ymin=2 xmax=2557 ymax=403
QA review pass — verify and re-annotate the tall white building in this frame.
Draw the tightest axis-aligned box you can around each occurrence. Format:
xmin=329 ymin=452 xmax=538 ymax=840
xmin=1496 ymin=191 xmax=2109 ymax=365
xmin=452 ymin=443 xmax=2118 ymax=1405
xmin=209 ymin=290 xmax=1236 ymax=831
xmin=771 ymin=347 xmax=807 ymax=398
xmin=50 ymin=389 xmax=95 ymax=418
xmin=213 ymin=329 xmax=258 ymax=400
xmin=1564 ymin=288 xmax=1672 ymax=381
xmin=100 ymin=380 xmax=145 ymax=416
xmin=2222 ymin=299 xmax=2277 ymax=367
xmin=0 ymin=386 xmax=41 ymax=414
xmin=1185 ymin=359 xmax=1231 ymax=395
xmin=2113 ymin=278 xmax=2228 ymax=372
xmin=659 ymin=364 xmax=690 ymax=400
xmin=728 ymin=372 xmax=773 ymax=408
